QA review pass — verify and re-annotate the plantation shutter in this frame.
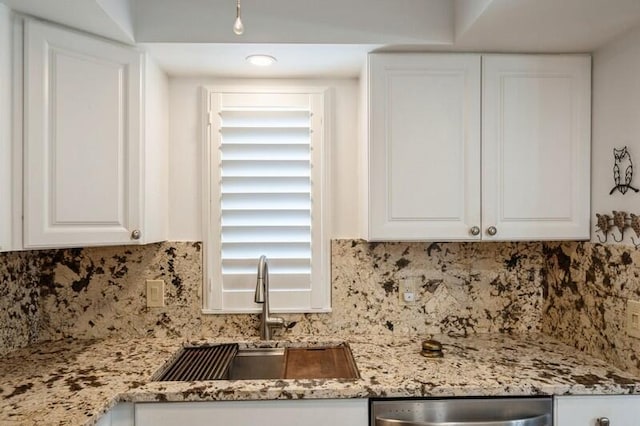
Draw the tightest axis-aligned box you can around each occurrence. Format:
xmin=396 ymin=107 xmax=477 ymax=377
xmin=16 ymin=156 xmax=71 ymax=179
xmin=206 ymin=90 xmax=329 ymax=313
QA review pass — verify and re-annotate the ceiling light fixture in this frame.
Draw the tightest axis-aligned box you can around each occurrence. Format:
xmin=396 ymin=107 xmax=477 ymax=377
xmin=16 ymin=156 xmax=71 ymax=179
xmin=246 ymin=54 xmax=277 ymax=67
xmin=233 ymin=0 xmax=244 ymax=35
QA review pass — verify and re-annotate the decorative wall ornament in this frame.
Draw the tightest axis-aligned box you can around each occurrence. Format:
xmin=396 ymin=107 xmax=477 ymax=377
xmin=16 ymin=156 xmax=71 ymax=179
xmin=612 ymin=210 xmax=627 ymax=242
xmin=630 ymin=214 xmax=640 ymax=248
xmin=610 ymin=146 xmax=639 ymax=195
xmin=595 ymin=213 xmax=613 ymax=243
xmin=595 ymin=211 xmax=640 ymax=247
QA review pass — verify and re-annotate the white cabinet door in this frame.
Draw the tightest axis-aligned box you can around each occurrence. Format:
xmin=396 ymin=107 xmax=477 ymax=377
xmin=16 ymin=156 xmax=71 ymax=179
xmin=135 ymin=399 xmax=368 ymax=426
xmin=0 ymin=4 xmax=14 ymax=252
xmin=23 ymin=19 xmax=143 ymax=248
xmin=367 ymin=53 xmax=482 ymax=241
xmin=482 ymin=55 xmax=591 ymax=241
xmin=555 ymin=395 xmax=640 ymax=426
xmin=364 ymin=53 xmax=591 ymax=242
xmin=97 ymin=403 xmax=135 ymax=426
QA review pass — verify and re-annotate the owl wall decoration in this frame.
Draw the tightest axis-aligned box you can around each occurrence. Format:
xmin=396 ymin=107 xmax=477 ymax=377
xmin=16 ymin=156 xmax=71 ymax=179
xmin=610 ymin=146 xmax=639 ymax=195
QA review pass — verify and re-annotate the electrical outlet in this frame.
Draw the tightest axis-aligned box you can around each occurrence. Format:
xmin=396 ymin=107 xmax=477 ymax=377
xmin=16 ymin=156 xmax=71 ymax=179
xmin=627 ymin=299 xmax=640 ymax=339
xmin=399 ymin=276 xmax=417 ymax=305
xmin=146 ymin=279 xmax=165 ymax=308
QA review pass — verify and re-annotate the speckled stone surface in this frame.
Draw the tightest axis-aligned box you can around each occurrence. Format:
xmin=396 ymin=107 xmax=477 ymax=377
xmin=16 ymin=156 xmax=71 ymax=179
xmin=1 ymin=334 xmax=638 ymax=426
xmin=313 ymin=240 xmax=546 ymax=336
xmin=0 ymin=251 xmax=41 ymax=356
xmin=2 ymin=240 xmax=639 ymax=377
xmin=1 ymin=240 xmax=548 ymax=352
xmin=543 ymin=242 xmax=640 ymax=376
xmin=36 ymin=243 xmax=205 ymax=341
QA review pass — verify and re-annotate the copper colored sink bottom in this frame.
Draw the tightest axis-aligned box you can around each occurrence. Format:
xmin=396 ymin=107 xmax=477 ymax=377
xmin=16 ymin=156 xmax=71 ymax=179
xmin=283 ymin=345 xmax=359 ymax=379
xmin=227 ymin=344 xmax=359 ymax=380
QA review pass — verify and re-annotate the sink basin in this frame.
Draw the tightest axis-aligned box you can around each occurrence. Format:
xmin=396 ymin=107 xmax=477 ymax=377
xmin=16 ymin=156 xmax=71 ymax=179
xmin=153 ymin=343 xmax=359 ymax=381
xmin=227 ymin=348 xmax=285 ymax=380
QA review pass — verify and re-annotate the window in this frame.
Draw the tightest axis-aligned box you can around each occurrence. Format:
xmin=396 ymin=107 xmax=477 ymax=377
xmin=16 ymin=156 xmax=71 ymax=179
xmin=202 ymin=87 xmax=331 ymax=313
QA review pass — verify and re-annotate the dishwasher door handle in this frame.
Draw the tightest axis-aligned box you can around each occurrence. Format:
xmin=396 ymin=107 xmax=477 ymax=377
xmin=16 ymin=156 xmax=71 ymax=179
xmin=375 ymin=413 xmax=551 ymax=426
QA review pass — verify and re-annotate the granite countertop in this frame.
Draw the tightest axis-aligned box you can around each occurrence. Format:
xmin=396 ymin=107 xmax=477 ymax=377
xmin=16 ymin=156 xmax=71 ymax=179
xmin=1 ymin=333 xmax=639 ymax=425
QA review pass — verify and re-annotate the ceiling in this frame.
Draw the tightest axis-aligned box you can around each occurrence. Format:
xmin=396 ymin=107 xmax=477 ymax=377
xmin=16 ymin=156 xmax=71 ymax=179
xmin=3 ymin=0 xmax=640 ymax=77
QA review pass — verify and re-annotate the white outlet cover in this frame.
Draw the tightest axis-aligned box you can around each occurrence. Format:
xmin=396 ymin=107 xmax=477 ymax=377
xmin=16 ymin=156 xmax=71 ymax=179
xmin=146 ymin=279 xmax=165 ymax=308
xmin=626 ymin=299 xmax=640 ymax=339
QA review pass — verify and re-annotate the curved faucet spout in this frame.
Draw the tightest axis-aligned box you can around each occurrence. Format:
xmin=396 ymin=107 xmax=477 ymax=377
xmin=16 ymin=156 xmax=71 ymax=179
xmin=255 ymin=255 xmax=285 ymax=340
xmin=255 ymin=255 xmax=267 ymax=304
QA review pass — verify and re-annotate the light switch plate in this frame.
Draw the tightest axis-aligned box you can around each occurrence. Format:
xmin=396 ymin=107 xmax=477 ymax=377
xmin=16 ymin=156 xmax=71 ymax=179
xmin=627 ymin=299 xmax=640 ymax=339
xmin=146 ymin=279 xmax=165 ymax=308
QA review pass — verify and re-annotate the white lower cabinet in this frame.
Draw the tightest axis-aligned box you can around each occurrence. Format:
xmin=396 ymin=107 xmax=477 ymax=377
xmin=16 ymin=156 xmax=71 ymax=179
xmin=134 ymin=399 xmax=369 ymax=426
xmin=555 ymin=395 xmax=640 ymax=426
xmin=97 ymin=403 xmax=135 ymax=426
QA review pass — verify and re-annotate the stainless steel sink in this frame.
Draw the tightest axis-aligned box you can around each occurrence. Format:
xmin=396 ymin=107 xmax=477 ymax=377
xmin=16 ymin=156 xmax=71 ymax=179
xmin=226 ymin=348 xmax=285 ymax=380
xmin=152 ymin=343 xmax=359 ymax=382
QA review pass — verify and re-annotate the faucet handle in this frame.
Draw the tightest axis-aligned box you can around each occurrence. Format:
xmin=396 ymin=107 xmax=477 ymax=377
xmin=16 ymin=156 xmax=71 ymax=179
xmin=267 ymin=316 xmax=285 ymax=327
xmin=266 ymin=315 xmax=286 ymax=338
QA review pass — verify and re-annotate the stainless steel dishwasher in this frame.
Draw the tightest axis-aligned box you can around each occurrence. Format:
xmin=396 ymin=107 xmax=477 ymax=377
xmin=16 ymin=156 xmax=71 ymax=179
xmin=370 ymin=397 xmax=552 ymax=426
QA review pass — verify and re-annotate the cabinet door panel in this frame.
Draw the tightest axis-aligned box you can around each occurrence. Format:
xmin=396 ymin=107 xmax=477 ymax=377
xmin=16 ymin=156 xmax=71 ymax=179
xmin=369 ymin=53 xmax=481 ymax=240
xmin=482 ymin=55 xmax=591 ymax=240
xmin=0 ymin=5 xmax=11 ymax=252
xmin=53 ymin=52 xmax=123 ymax=223
xmin=555 ymin=395 xmax=640 ymax=426
xmin=24 ymin=20 xmax=141 ymax=248
xmin=135 ymin=400 xmax=368 ymax=426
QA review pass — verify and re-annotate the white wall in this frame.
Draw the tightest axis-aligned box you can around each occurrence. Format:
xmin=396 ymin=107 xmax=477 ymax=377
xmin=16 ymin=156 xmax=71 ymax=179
xmin=168 ymin=77 xmax=360 ymax=241
xmin=143 ymin=55 xmax=169 ymax=243
xmin=592 ymin=24 xmax=640 ymax=245
xmin=0 ymin=3 xmax=12 ymax=251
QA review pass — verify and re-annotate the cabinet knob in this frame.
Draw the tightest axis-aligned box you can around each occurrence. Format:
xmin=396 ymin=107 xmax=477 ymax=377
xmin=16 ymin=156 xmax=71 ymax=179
xmin=486 ymin=226 xmax=497 ymax=236
xmin=470 ymin=226 xmax=480 ymax=236
xmin=597 ymin=418 xmax=610 ymax=426
xmin=131 ymin=229 xmax=141 ymax=240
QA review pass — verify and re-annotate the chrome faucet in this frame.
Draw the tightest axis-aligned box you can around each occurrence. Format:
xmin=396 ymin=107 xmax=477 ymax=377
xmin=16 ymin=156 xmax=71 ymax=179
xmin=255 ymin=255 xmax=285 ymax=340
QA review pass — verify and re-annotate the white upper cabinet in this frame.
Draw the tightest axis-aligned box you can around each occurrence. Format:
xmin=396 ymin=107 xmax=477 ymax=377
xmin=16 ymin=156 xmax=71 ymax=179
xmin=0 ymin=4 xmax=13 ymax=252
xmin=363 ymin=53 xmax=591 ymax=241
xmin=482 ymin=55 xmax=591 ymax=241
xmin=22 ymin=19 xmax=167 ymax=249
xmin=366 ymin=53 xmax=482 ymax=241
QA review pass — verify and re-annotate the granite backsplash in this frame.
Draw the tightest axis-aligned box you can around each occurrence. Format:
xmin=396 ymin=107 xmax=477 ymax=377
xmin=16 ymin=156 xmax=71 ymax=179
xmin=543 ymin=242 xmax=640 ymax=375
xmin=0 ymin=250 xmax=40 ymax=354
xmin=1 ymin=240 xmax=638 ymax=375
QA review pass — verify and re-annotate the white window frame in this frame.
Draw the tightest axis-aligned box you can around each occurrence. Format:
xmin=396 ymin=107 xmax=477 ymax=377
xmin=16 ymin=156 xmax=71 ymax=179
xmin=201 ymin=85 xmax=332 ymax=314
